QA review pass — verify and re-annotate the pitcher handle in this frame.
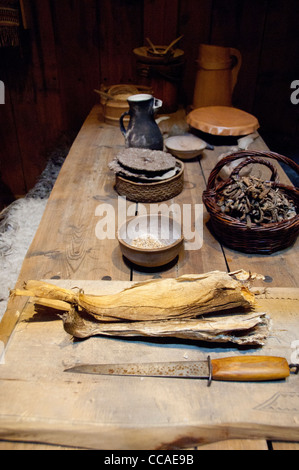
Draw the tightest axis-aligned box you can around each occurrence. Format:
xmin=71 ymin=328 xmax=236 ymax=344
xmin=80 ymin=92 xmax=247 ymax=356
xmin=153 ymin=98 xmax=163 ymax=112
xmin=120 ymin=111 xmax=130 ymax=136
xmin=230 ymin=48 xmax=242 ymax=92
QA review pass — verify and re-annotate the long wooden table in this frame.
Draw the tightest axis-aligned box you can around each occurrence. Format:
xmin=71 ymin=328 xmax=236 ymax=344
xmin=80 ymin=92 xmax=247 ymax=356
xmin=0 ymin=105 xmax=298 ymax=450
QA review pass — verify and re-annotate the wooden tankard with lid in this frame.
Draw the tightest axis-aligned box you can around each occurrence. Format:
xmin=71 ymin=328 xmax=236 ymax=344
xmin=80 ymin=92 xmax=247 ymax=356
xmin=192 ymin=44 xmax=242 ymax=108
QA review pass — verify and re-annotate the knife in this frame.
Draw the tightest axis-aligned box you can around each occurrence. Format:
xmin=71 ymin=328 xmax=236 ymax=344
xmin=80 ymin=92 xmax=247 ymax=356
xmin=65 ymin=355 xmax=299 ymax=386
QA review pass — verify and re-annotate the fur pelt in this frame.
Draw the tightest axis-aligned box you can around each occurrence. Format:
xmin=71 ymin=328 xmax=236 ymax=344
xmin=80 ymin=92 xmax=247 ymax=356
xmin=0 ymin=145 xmax=68 ymax=320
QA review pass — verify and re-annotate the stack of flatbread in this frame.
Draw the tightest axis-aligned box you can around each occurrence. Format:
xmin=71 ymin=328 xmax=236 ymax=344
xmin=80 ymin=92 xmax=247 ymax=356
xmin=109 ymin=148 xmax=181 ymax=182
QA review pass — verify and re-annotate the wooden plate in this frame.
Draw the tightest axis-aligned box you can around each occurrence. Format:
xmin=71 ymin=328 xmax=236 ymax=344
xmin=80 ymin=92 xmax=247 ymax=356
xmin=186 ymin=106 xmax=260 ymax=136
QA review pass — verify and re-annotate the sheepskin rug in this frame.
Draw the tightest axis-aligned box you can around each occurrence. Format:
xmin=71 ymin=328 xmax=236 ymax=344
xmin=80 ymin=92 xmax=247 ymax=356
xmin=0 ymin=146 xmax=68 ymax=321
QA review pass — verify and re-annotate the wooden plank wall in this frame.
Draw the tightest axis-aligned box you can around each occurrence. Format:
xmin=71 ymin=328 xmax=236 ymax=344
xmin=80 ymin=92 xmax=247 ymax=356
xmin=0 ymin=0 xmax=298 ymax=203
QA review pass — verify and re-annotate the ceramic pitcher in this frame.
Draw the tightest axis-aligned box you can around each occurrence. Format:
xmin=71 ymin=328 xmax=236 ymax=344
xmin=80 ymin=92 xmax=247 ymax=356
xmin=120 ymin=94 xmax=164 ymax=150
xmin=192 ymin=44 xmax=242 ymax=108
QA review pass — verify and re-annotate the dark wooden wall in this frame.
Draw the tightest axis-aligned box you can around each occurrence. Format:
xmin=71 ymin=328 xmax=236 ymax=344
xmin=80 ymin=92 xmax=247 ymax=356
xmin=1 ymin=0 xmax=299 ymax=202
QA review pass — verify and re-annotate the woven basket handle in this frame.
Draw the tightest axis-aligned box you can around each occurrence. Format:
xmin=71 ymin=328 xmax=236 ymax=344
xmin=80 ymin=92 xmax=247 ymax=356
xmin=230 ymin=157 xmax=278 ymax=181
xmin=206 ymin=150 xmax=299 ymax=191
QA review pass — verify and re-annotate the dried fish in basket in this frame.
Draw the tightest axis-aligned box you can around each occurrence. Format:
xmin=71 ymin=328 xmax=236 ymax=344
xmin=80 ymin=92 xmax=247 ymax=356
xmin=217 ymin=175 xmax=296 ymax=227
xmin=203 ymin=150 xmax=299 ymax=254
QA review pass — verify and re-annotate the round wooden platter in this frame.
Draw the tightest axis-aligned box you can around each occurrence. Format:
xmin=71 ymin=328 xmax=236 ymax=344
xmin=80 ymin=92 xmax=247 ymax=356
xmin=186 ymin=106 xmax=260 ymax=136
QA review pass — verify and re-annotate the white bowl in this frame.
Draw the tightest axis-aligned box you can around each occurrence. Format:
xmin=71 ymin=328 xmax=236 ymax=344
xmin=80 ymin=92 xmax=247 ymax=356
xmin=117 ymin=214 xmax=184 ymax=267
xmin=165 ymin=134 xmax=207 ymax=160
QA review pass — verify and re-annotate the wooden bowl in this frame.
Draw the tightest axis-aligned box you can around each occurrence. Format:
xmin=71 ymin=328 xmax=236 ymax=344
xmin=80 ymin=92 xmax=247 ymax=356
xmin=98 ymin=84 xmax=153 ymax=126
xmin=133 ymin=47 xmax=184 ymax=64
xmin=117 ymin=214 xmax=184 ymax=267
xmin=165 ymin=134 xmax=207 ymax=160
xmin=147 ymin=46 xmax=173 ymax=59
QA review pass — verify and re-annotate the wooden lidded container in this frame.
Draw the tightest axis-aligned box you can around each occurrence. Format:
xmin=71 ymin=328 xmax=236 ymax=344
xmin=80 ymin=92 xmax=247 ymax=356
xmin=99 ymin=84 xmax=153 ymax=126
xmin=192 ymin=44 xmax=242 ymax=108
xmin=133 ymin=47 xmax=185 ymax=114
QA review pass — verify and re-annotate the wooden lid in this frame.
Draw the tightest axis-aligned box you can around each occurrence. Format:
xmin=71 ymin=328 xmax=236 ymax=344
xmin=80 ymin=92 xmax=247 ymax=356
xmin=186 ymin=106 xmax=260 ymax=136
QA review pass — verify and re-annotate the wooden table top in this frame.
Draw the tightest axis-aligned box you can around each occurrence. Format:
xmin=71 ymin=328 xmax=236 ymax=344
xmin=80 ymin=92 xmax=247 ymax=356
xmin=0 ymin=105 xmax=298 ymax=450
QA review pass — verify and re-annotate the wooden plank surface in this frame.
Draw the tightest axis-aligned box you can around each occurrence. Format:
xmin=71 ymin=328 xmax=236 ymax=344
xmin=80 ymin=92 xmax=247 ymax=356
xmin=143 ymin=0 xmax=179 ymax=45
xmin=0 ymin=107 xmax=131 ymax=350
xmin=0 ymin=105 xmax=298 ymax=450
xmin=0 ymin=283 xmax=298 ymax=449
xmin=196 ymin=439 xmax=269 ymax=451
xmin=272 ymin=441 xmax=299 ymax=451
xmin=98 ymin=0 xmax=144 ymax=89
xmin=131 ymin=150 xmax=228 ymax=282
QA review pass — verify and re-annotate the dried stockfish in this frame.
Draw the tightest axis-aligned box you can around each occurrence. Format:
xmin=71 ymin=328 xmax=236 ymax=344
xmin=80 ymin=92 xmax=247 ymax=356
xmin=12 ymin=271 xmax=256 ymax=323
xmin=13 ymin=281 xmax=78 ymax=304
xmin=61 ymin=307 xmax=270 ymax=346
xmin=12 ymin=270 xmax=270 ymax=346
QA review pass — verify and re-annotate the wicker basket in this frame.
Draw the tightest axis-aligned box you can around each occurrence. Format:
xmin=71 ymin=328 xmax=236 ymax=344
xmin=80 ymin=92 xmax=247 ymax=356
xmin=202 ymin=150 xmax=299 ymax=254
xmin=115 ymin=160 xmax=184 ymax=203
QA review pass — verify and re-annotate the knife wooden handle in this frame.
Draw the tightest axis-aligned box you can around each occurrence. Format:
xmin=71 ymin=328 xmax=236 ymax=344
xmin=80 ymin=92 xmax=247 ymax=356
xmin=211 ymin=356 xmax=290 ymax=382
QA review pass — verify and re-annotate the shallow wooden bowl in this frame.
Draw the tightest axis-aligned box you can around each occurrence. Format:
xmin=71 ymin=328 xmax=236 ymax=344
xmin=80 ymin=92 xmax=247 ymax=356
xmin=117 ymin=214 xmax=184 ymax=267
xmin=165 ymin=134 xmax=207 ymax=160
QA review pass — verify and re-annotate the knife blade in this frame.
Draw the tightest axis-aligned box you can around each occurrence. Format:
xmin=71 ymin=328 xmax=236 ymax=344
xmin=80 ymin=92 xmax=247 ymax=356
xmin=65 ymin=355 xmax=297 ymax=386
